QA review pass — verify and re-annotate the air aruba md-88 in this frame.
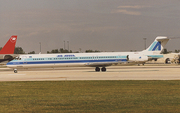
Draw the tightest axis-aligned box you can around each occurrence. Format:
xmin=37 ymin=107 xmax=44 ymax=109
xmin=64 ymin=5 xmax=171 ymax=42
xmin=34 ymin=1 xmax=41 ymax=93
xmin=7 ymin=36 xmax=169 ymax=73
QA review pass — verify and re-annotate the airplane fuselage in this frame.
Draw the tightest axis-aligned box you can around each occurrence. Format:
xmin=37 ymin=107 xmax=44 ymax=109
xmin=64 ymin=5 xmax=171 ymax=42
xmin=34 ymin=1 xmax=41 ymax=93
xmin=6 ymin=52 xmax=163 ymax=69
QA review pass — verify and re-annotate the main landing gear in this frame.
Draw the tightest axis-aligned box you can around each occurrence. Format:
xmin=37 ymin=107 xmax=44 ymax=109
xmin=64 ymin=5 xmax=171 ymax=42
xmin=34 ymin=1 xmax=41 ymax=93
xmin=95 ymin=67 xmax=106 ymax=72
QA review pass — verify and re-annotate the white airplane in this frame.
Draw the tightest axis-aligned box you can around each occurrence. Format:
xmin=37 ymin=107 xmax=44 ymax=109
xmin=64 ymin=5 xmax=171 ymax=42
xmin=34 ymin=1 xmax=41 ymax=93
xmin=7 ymin=36 xmax=170 ymax=73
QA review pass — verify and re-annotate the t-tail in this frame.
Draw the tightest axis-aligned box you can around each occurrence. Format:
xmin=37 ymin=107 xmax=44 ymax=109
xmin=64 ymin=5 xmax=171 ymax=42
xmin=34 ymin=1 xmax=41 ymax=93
xmin=142 ymin=36 xmax=169 ymax=55
xmin=0 ymin=35 xmax=17 ymax=54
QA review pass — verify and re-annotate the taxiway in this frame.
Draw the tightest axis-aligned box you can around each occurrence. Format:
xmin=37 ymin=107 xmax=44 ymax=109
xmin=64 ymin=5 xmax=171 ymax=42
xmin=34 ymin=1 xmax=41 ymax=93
xmin=0 ymin=65 xmax=180 ymax=81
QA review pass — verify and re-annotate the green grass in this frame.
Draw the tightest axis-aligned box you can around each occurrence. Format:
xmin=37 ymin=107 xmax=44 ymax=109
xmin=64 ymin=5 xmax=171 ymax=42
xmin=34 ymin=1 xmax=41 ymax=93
xmin=0 ymin=81 xmax=180 ymax=112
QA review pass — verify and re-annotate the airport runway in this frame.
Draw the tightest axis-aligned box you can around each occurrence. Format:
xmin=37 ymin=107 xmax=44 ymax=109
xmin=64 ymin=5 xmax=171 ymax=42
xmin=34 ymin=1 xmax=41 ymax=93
xmin=0 ymin=65 xmax=180 ymax=81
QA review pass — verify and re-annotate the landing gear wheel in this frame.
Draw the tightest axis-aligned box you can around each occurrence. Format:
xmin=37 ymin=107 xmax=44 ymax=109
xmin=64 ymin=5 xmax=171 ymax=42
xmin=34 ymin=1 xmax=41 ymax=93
xmin=95 ymin=67 xmax=100 ymax=72
xmin=101 ymin=67 xmax=106 ymax=72
xmin=14 ymin=69 xmax=17 ymax=73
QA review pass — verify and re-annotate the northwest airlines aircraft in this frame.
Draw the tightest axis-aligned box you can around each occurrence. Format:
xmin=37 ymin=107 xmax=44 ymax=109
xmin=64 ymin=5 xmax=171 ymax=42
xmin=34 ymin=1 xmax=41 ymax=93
xmin=7 ymin=36 xmax=170 ymax=73
xmin=0 ymin=35 xmax=17 ymax=63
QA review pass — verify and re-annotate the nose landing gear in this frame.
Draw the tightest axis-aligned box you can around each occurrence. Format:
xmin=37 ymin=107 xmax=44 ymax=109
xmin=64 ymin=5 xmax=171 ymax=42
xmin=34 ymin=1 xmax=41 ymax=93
xmin=14 ymin=69 xmax=18 ymax=73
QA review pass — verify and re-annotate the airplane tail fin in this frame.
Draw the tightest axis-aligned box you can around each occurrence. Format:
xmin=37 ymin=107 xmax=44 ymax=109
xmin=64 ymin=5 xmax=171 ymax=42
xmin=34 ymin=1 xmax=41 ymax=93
xmin=0 ymin=35 xmax=17 ymax=54
xmin=142 ymin=36 xmax=169 ymax=54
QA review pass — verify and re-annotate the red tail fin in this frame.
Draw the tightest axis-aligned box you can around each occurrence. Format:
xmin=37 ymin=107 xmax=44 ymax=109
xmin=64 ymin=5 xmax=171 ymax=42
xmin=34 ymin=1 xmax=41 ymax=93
xmin=0 ymin=35 xmax=17 ymax=54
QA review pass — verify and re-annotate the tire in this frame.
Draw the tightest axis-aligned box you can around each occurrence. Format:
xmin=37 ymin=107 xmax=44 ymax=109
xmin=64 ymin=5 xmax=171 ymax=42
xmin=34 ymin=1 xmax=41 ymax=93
xmin=95 ymin=67 xmax=100 ymax=72
xmin=101 ymin=67 xmax=106 ymax=72
xmin=14 ymin=69 xmax=17 ymax=73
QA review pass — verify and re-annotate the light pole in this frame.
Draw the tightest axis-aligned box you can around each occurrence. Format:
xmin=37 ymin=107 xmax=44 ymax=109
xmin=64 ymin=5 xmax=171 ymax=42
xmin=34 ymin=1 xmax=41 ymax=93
xmin=143 ymin=38 xmax=146 ymax=49
xmin=67 ymin=41 xmax=69 ymax=52
xmin=64 ymin=41 xmax=65 ymax=50
xmin=39 ymin=42 xmax=41 ymax=54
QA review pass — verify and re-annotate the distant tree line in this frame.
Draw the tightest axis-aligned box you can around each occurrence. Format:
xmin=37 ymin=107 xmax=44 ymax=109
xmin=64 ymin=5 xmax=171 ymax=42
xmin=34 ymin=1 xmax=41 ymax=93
xmin=47 ymin=48 xmax=73 ymax=53
xmin=28 ymin=51 xmax=35 ymax=54
xmin=161 ymin=49 xmax=171 ymax=54
xmin=47 ymin=49 xmax=101 ymax=53
xmin=85 ymin=50 xmax=101 ymax=53
xmin=14 ymin=47 xmax=25 ymax=54
xmin=161 ymin=49 xmax=180 ymax=54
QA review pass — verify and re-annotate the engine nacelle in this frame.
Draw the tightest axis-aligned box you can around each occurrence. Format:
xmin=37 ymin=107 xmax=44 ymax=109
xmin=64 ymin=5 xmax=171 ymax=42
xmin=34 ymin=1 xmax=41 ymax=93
xmin=127 ymin=55 xmax=149 ymax=62
xmin=2 ymin=55 xmax=14 ymax=61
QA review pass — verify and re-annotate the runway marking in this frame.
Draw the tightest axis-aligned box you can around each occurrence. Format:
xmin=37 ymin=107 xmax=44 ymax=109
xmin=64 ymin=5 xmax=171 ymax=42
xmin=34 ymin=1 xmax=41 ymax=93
xmin=8 ymin=74 xmax=26 ymax=76
xmin=87 ymin=70 xmax=159 ymax=73
xmin=36 ymin=77 xmax=67 ymax=79
xmin=118 ymin=70 xmax=159 ymax=72
xmin=22 ymin=77 xmax=68 ymax=81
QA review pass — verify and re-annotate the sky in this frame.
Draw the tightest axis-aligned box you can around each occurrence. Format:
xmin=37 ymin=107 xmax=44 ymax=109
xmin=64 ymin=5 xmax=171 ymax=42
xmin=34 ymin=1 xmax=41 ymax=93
xmin=1 ymin=0 xmax=180 ymax=53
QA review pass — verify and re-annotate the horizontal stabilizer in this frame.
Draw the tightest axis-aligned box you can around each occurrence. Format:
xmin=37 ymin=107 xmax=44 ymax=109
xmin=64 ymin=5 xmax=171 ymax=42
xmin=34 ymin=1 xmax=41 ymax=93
xmin=156 ymin=36 xmax=180 ymax=41
xmin=155 ymin=36 xmax=169 ymax=41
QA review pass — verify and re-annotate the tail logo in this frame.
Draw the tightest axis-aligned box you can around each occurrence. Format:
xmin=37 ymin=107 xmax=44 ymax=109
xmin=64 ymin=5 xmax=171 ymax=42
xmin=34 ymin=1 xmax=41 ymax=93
xmin=148 ymin=41 xmax=161 ymax=51
xmin=10 ymin=36 xmax=17 ymax=43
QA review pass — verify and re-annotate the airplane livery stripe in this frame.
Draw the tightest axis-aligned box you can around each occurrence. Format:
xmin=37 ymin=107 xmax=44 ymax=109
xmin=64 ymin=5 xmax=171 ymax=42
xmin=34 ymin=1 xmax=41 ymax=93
xmin=148 ymin=41 xmax=157 ymax=51
xmin=7 ymin=59 xmax=127 ymax=65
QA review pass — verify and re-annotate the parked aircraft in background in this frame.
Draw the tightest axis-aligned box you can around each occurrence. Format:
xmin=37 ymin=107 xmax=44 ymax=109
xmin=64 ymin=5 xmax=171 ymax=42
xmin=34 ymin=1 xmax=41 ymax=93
xmin=0 ymin=35 xmax=17 ymax=63
xmin=7 ymin=36 xmax=170 ymax=73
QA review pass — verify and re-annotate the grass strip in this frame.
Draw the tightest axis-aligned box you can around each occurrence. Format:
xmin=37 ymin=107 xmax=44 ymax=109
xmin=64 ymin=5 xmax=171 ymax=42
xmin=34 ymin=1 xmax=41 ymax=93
xmin=0 ymin=81 xmax=180 ymax=112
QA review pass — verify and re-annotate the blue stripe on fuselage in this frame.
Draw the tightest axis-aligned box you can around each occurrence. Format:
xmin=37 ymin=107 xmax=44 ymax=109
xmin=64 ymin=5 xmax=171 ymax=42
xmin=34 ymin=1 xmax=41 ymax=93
xmin=6 ymin=59 xmax=127 ymax=65
xmin=148 ymin=55 xmax=163 ymax=58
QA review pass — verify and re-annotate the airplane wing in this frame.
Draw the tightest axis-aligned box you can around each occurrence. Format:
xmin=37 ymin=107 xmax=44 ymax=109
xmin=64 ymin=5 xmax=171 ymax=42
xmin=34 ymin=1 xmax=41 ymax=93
xmin=0 ymin=54 xmax=19 ymax=63
xmin=85 ymin=62 xmax=113 ymax=67
xmin=85 ymin=61 xmax=137 ymax=67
